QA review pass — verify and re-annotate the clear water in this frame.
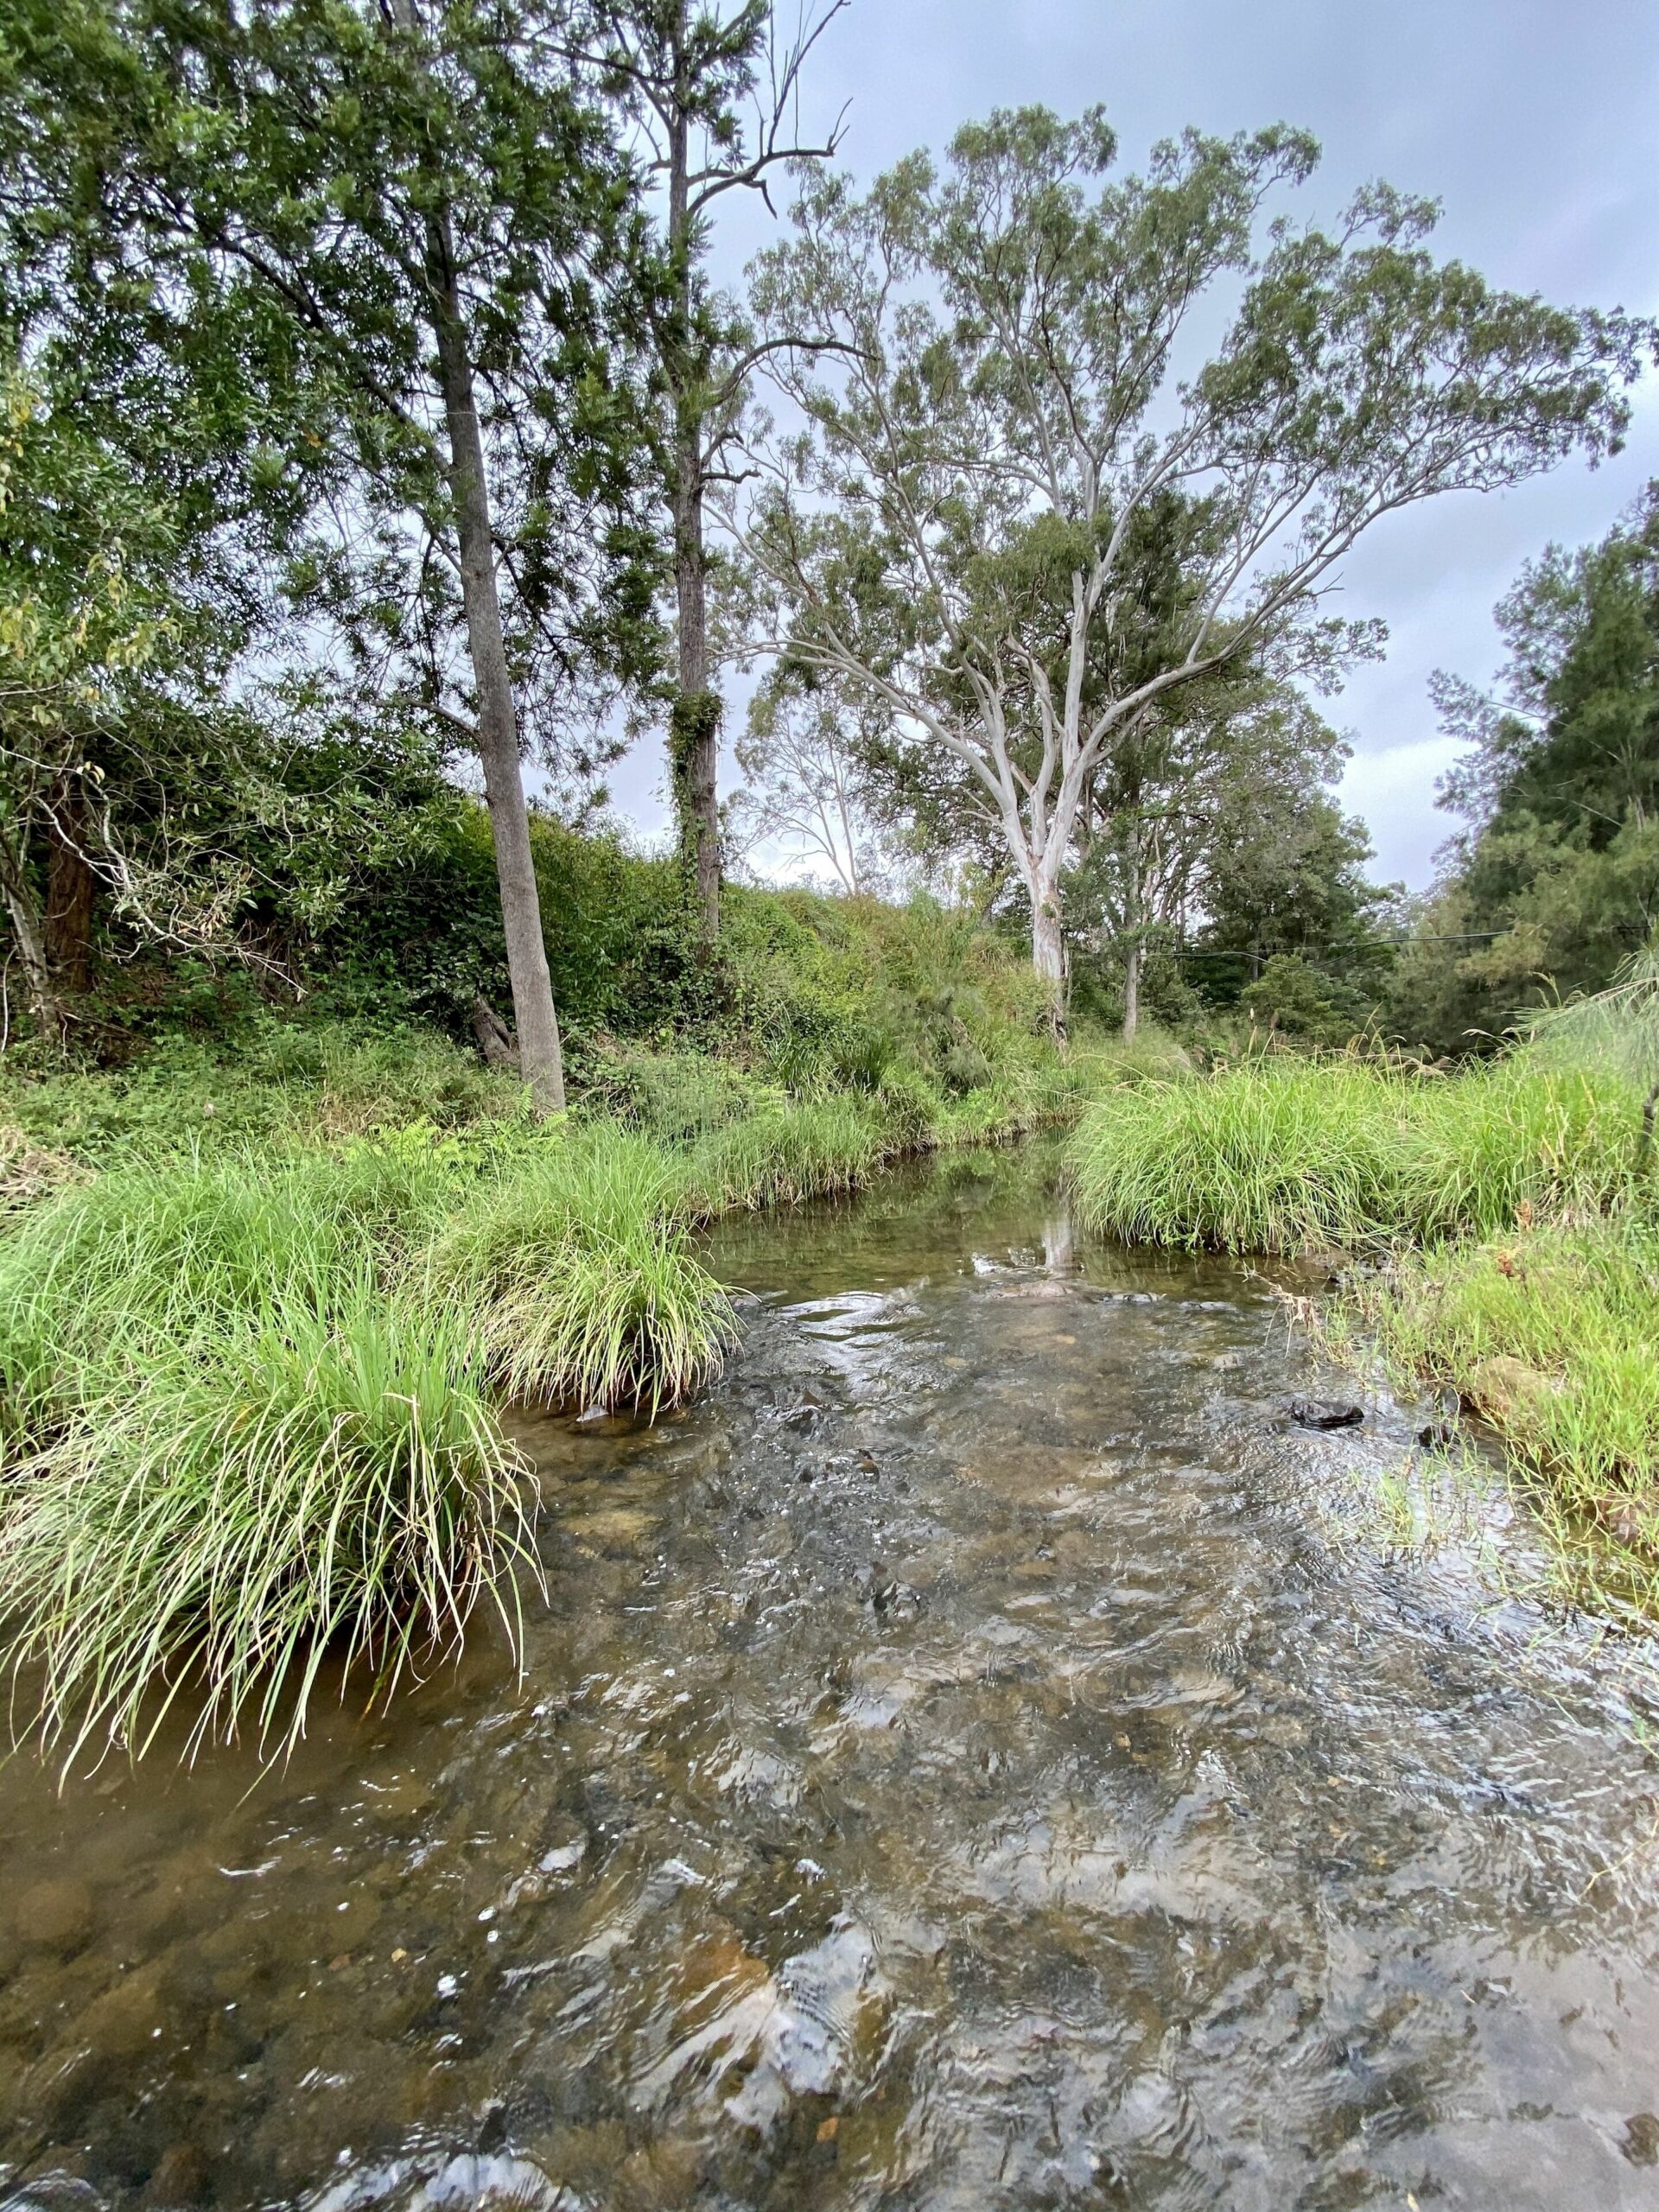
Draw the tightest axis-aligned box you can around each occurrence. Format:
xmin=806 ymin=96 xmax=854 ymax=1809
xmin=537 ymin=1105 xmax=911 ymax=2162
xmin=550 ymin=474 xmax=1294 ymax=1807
xmin=4 ymin=1142 xmax=1659 ymax=2211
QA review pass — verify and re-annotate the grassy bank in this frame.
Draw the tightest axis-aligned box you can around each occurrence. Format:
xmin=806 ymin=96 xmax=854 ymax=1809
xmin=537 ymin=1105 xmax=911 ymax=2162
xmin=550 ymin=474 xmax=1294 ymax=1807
xmin=1069 ymin=1047 xmax=1659 ymax=1591
xmin=1340 ymin=1218 xmax=1659 ymax=1559
xmin=1068 ymin=1055 xmax=1644 ymax=1253
xmin=0 ymin=963 xmax=1119 ymax=1764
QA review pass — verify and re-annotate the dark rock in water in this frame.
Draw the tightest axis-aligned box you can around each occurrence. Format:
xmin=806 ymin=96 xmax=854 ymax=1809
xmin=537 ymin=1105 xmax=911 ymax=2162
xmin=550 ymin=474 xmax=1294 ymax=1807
xmin=141 ymin=2143 xmax=212 ymax=2208
xmin=855 ymin=1560 xmax=923 ymax=1618
xmin=1290 ymin=1397 xmax=1364 ymax=1431
xmin=1418 ymin=1421 xmax=1457 ymax=1452
xmin=783 ymin=1405 xmax=819 ymax=1433
xmin=16 ymin=1876 xmax=95 ymax=1956
xmin=878 ymin=1581 xmax=925 ymax=1621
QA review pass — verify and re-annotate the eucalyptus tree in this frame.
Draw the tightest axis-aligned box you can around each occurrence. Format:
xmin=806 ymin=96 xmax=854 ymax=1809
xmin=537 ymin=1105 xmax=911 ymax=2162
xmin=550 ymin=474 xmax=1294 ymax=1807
xmin=576 ymin=0 xmax=847 ymax=938
xmin=734 ymin=106 xmax=1646 ymax=998
xmin=3 ymin=0 xmax=661 ymax=1108
xmin=729 ymin=687 xmax=887 ymax=893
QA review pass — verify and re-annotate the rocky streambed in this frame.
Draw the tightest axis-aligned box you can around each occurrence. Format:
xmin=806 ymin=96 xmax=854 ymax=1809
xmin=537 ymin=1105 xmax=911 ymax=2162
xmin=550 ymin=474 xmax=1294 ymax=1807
xmin=3 ymin=1142 xmax=1659 ymax=2210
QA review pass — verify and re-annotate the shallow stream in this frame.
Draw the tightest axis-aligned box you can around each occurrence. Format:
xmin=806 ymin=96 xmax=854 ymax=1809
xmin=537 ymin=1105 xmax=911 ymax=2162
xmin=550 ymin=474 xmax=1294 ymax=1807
xmin=5 ymin=1142 xmax=1659 ymax=2210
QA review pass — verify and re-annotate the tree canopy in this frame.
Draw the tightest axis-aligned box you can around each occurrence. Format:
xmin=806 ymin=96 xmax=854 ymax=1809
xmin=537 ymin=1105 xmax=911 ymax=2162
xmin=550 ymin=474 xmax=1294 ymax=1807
xmin=732 ymin=106 xmax=1645 ymax=1000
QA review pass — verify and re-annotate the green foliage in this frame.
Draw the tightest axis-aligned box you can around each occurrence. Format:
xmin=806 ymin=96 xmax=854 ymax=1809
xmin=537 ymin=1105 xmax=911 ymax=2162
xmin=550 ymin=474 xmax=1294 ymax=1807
xmin=0 ymin=1015 xmax=521 ymax=1163
xmin=1390 ymin=487 xmax=1659 ymax=1052
xmin=1069 ymin=1054 xmax=1643 ymax=1254
xmin=1 ymin=1281 xmax=532 ymax=1770
xmin=1238 ymin=954 xmax=1369 ymax=1046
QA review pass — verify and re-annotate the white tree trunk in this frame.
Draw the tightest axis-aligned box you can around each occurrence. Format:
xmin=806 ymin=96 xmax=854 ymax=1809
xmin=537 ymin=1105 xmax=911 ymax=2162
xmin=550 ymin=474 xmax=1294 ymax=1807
xmin=1122 ymin=938 xmax=1141 ymax=1043
xmin=1031 ymin=885 xmax=1066 ymax=990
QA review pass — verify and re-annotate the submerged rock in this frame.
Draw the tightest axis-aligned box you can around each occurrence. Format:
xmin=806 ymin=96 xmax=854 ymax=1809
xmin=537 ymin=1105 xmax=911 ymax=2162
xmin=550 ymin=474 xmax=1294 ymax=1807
xmin=726 ymin=1920 xmax=881 ymax=2131
xmin=1592 ymin=1492 xmax=1658 ymax=1548
xmin=1290 ymin=1397 xmax=1364 ymax=1430
xmin=140 ymin=2143 xmax=211 ymax=2209
xmin=16 ymin=1878 xmax=95 ymax=1958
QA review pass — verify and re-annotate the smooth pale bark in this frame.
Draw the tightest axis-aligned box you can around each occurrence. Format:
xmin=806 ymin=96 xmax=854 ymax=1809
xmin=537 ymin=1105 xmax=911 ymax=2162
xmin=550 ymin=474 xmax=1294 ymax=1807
xmin=1030 ymin=893 xmax=1065 ymax=984
xmin=426 ymin=219 xmax=566 ymax=1115
xmin=1122 ymin=940 xmax=1141 ymax=1042
xmin=1028 ymin=874 xmax=1067 ymax=1039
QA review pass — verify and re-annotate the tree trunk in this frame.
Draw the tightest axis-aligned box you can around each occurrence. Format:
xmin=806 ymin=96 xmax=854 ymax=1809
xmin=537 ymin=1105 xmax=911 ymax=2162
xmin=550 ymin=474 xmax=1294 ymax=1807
xmin=386 ymin=0 xmax=564 ymax=1113
xmin=665 ymin=21 xmax=721 ymax=941
xmin=44 ymin=772 xmax=97 ymax=999
xmin=1031 ymin=883 xmax=1067 ymax=1039
xmin=0 ymin=842 xmax=63 ymax=1046
xmin=1122 ymin=938 xmax=1141 ymax=1043
xmin=427 ymin=213 xmax=566 ymax=1116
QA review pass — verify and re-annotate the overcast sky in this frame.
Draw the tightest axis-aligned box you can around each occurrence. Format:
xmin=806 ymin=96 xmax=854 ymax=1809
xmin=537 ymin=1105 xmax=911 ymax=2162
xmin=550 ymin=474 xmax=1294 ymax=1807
xmin=604 ymin=0 xmax=1659 ymax=892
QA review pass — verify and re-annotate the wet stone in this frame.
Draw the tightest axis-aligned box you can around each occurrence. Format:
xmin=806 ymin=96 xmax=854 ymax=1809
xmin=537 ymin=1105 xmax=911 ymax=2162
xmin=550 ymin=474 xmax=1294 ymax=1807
xmin=139 ymin=2142 xmax=212 ymax=2208
xmin=16 ymin=1878 xmax=96 ymax=1957
xmin=1290 ymin=1395 xmax=1365 ymax=1429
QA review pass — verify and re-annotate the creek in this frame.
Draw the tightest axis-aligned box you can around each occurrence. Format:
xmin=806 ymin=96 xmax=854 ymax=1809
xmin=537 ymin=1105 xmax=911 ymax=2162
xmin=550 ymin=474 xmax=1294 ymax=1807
xmin=3 ymin=1141 xmax=1659 ymax=2210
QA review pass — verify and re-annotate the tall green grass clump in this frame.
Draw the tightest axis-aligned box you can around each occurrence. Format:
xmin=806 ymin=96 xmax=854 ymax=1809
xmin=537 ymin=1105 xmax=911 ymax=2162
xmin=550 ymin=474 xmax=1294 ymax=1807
xmin=3 ymin=1284 xmax=532 ymax=1766
xmin=1069 ymin=1053 xmax=1644 ymax=1254
xmin=679 ymin=1093 xmax=895 ymax=1214
xmin=0 ymin=1142 xmax=455 ymax=1440
xmin=1406 ymin=1057 xmax=1643 ymax=1241
xmin=423 ymin=1121 xmax=736 ymax=1413
xmin=1069 ymin=1059 xmax=1409 ymax=1251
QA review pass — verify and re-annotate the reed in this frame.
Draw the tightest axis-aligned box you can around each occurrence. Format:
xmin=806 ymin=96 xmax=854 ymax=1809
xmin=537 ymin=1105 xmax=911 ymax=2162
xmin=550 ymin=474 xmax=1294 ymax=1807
xmin=1 ymin=1278 xmax=533 ymax=1767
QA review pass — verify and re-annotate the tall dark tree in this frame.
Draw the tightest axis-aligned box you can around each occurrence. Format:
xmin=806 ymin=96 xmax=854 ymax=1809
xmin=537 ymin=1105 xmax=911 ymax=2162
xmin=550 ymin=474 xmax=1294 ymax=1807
xmin=1389 ymin=486 xmax=1659 ymax=1048
xmin=579 ymin=0 xmax=846 ymax=939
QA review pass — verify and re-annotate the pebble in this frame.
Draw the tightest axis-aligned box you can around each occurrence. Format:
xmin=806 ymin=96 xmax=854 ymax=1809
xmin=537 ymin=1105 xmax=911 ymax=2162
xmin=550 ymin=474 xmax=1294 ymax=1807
xmin=16 ymin=1877 xmax=96 ymax=1956
xmin=1289 ymin=1397 xmax=1364 ymax=1430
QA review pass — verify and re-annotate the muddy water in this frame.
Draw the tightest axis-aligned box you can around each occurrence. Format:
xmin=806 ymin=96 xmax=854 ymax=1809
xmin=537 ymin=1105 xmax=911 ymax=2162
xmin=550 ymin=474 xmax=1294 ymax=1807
xmin=5 ymin=1145 xmax=1659 ymax=2212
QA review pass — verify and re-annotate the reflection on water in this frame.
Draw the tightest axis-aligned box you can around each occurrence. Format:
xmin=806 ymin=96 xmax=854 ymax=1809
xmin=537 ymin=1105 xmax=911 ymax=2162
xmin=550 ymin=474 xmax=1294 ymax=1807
xmin=4 ymin=1143 xmax=1659 ymax=2210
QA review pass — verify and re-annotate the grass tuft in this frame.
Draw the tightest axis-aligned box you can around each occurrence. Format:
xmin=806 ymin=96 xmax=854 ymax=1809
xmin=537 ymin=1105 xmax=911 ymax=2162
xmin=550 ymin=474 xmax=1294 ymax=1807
xmin=423 ymin=1123 xmax=735 ymax=1413
xmin=1069 ymin=1054 xmax=1643 ymax=1255
xmin=1 ymin=1279 xmax=534 ymax=1768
